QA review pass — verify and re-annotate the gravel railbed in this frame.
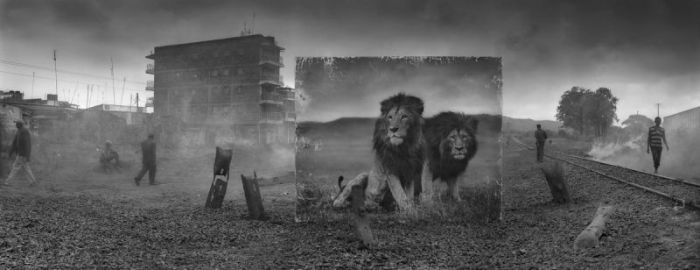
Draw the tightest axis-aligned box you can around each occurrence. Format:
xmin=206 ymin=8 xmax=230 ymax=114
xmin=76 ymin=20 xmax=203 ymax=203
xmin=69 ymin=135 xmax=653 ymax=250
xmin=552 ymin=153 xmax=700 ymax=208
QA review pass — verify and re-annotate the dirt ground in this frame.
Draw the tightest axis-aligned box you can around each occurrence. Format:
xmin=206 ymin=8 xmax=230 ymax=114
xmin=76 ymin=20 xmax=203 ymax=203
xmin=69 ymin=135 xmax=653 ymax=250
xmin=1 ymin=139 xmax=698 ymax=269
xmin=296 ymin=130 xmax=502 ymax=222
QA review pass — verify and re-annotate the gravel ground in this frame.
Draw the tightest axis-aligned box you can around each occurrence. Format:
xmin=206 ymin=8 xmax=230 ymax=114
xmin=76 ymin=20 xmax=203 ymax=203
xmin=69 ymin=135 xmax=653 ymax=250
xmin=1 ymin=141 xmax=698 ymax=269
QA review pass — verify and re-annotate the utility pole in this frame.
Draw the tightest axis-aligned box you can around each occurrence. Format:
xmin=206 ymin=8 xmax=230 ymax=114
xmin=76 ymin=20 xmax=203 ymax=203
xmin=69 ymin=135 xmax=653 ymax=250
xmin=86 ymin=84 xmax=90 ymax=109
xmin=111 ymin=57 xmax=116 ymax=105
xmin=120 ymin=77 xmax=126 ymax=105
xmin=31 ymin=72 xmax=35 ymax=98
xmin=53 ymin=50 xmax=58 ymax=97
xmin=656 ymin=103 xmax=660 ymax=117
xmin=71 ymin=81 xmax=78 ymax=104
xmin=252 ymin=12 xmax=256 ymax=34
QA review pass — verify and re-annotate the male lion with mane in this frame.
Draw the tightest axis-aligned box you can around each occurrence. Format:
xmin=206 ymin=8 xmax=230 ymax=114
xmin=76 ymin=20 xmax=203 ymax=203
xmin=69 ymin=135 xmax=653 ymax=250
xmin=421 ymin=111 xmax=478 ymax=202
xmin=333 ymin=93 xmax=425 ymax=211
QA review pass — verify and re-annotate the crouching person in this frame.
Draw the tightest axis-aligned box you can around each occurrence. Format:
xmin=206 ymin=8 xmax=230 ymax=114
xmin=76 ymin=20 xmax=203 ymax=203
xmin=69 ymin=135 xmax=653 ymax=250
xmin=99 ymin=140 xmax=120 ymax=173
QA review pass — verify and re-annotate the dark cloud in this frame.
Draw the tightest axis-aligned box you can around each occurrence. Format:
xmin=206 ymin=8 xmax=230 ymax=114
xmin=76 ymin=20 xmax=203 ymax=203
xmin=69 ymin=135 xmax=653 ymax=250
xmin=48 ymin=0 xmax=110 ymax=29
xmin=0 ymin=0 xmax=698 ymax=117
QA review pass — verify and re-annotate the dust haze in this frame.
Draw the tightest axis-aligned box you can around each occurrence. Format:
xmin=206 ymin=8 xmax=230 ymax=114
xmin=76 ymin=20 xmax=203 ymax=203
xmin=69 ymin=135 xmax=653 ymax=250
xmin=0 ymin=102 xmax=295 ymax=208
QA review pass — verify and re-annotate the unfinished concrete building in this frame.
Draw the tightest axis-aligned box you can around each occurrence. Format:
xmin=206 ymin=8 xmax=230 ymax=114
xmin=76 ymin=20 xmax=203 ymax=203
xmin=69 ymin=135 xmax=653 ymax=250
xmin=146 ymin=34 xmax=295 ymax=146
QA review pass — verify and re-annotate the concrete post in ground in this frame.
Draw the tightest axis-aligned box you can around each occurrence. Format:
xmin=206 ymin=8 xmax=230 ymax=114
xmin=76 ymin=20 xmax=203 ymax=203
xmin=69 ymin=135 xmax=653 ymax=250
xmin=540 ymin=161 xmax=571 ymax=204
xmin=241 ymin=174 xmax=266 ymax=220
xmin=205 ymin=147 xmax=232 ymax=209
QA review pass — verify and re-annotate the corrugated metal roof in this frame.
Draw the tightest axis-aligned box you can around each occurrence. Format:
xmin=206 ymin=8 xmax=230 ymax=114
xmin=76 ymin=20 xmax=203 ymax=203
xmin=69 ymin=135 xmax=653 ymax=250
xmin=666 ymin=106 xmax=700 ymax=119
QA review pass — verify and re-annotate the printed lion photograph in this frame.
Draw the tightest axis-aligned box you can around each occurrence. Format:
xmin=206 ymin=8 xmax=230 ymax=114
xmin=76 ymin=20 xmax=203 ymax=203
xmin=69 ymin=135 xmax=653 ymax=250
xmin=294 ymin=57 xmax=503 ymax=222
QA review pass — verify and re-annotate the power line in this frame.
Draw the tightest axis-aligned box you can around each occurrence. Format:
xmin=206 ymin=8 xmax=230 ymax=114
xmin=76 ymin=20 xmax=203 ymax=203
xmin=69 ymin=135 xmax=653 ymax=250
xmin=0 ymin=58 xmax=146 ymax=85
xmin=0 ymin=69 xmax=148 ymax=94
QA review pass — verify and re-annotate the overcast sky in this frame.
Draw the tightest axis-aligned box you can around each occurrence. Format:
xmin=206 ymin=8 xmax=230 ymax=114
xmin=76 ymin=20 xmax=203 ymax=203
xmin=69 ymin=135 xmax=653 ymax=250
xmin=1 ymin=0 xmax=698 ymax=121
xmin=296 ymin=57 xmax=502 ymax=121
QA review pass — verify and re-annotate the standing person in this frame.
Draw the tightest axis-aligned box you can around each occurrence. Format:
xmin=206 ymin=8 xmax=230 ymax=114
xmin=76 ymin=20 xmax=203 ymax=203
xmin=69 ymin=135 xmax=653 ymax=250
xmin=647 ymin=117 xmax=669 ymax=174
xmin=534 ymin=124 xmax=548 ymax=162
xmin=3 ymin=120 xmax=37 ymax=186
xmin=134 ymin=134 xmax=156 ymax=186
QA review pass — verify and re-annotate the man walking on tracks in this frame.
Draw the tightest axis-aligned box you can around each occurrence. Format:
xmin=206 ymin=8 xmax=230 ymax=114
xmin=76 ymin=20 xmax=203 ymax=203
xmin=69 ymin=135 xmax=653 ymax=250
xmin=647 ymin=117 xmax=669 ymax=174
xmin=2 ymin=120 xmax=37 ymax=186
xmin=535 ymin=124 xmax=548 ymax=162
xmin=134 ymin=134 xmax=157 ymax=186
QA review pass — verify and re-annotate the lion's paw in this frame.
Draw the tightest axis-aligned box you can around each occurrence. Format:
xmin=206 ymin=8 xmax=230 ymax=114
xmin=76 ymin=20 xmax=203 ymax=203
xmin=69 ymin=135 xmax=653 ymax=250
xmin=332 ymin=198 xmax=350 ymax=209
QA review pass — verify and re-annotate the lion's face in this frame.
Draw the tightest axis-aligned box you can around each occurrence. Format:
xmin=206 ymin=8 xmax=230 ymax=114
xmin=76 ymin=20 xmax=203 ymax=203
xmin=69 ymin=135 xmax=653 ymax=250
xmin=441 ymin=129 xmax=475 ymax=160
xmin=383 ymin=106 xmax=415 ymax=146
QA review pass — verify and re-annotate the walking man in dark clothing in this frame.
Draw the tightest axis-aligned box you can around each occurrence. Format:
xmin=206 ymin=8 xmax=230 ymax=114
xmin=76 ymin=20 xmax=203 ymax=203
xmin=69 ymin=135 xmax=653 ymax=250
xmin=3 ymin=120 xmax=37 ymax=186
xmin=535 ymin=124 xmax=548 ymax=162
xmin=647 ymin=117 xmax=669 ymax=174
xmin=134 ymin=134 xmax=157 ymax=186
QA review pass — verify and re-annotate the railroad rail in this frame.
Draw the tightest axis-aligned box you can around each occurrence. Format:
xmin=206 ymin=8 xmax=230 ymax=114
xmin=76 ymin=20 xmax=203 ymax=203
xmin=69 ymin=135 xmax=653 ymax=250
xmin=509 ymin=136 xmax=700 ymax=210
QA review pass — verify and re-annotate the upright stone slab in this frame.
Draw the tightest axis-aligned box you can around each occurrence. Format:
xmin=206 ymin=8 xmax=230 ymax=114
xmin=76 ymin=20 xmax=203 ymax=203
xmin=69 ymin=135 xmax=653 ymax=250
xmin=205 ymin=147 xmax=233 ymax=209
xmin=540 ymin=161 xmax=571 ymax=204
xmin=241 ymin=174 xmax=266 ymax=220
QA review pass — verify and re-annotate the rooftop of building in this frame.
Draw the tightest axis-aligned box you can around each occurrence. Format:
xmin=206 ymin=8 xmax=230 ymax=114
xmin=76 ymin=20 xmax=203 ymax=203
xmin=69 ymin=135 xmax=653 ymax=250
xmin=665 ymin=106 xmax=700 ymax=119
xmin=88 ymin=104 xmax=148 ymax=112
xmin=151 ymin=34 xmax=283 ymax=52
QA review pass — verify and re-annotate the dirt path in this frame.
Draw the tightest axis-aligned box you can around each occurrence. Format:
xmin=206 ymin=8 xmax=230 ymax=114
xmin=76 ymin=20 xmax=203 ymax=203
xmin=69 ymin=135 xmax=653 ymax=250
xmin=0 ymin=142 xmax=698 ymax=268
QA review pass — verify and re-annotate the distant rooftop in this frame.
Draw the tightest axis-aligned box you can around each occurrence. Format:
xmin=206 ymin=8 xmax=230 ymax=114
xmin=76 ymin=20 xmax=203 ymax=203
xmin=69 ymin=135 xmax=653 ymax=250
xmin=89 ymin=104 xmax=147 ymax=113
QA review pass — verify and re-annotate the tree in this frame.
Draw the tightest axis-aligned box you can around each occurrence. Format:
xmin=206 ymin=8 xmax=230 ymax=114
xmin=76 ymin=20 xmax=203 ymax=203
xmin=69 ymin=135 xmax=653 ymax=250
xmin=556 ymin=87 xmax=619 ymax=137
xmin=591 ymin=88 xmax=619 ymax=136
xmin=556 ymin=87 xmax=588 ymax=134
xmin=621 ymin=114 xmax=653 ymax=135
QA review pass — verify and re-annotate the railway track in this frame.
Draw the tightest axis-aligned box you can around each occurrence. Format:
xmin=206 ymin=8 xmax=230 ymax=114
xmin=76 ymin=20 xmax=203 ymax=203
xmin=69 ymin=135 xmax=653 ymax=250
xmin=509 ymin=137 xmax=700 ymax=210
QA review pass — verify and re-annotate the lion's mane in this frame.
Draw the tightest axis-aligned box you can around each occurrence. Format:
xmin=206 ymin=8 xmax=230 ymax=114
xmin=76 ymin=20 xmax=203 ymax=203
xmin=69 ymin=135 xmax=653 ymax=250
xmin=424 ymin=111 xmax=478 ymax=181
xmin=372 ymin=93 xmax=425 ymax=196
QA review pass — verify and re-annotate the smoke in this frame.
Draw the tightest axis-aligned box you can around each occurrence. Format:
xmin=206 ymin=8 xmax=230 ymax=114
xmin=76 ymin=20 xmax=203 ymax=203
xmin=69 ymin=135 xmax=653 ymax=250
xmin=268 ymin=146 xmax=295 ymax=175
xmin=587 ymin=129 xmax=700 ymax=180
xmin=663 ymin=130 xmax=700 ymax=180
xmin=587 ymin=138 xmax=649 ymax=173
xmin=588 ymin=135 xmax=643 ymax=160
